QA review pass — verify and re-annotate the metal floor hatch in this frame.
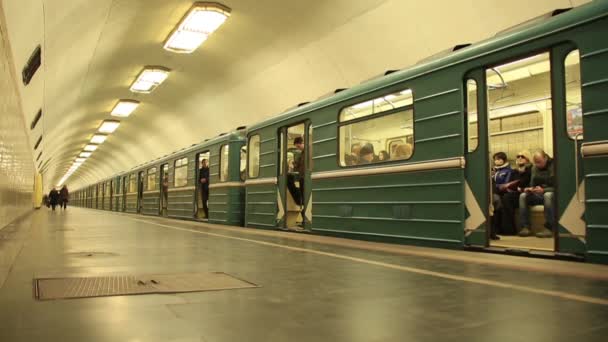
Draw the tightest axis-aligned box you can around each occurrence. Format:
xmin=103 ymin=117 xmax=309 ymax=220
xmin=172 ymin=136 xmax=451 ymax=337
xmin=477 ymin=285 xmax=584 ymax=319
xmin=34 ymin=272 xmax=258 ymax=300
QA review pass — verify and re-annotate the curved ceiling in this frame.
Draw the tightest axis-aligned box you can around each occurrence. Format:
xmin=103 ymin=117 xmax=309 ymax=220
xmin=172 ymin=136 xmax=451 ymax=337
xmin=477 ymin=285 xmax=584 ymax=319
xmin=1 ymin=0 xmax=587 ymax=190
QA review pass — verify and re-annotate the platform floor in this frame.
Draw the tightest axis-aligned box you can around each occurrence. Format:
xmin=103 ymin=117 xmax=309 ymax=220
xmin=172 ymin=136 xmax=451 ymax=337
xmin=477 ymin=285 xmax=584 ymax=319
xmin=1 ymin=208 xmax=608 ymax=342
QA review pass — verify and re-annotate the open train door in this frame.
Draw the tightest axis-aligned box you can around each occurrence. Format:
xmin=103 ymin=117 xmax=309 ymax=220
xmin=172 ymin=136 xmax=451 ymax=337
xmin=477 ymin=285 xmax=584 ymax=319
xmin=276 ymin=122 xmax=311 ymax=231
xmin=552 ymin=46 xmax=586 ymax=256
xmin=463 ymin=70 xmax=489 ymax=247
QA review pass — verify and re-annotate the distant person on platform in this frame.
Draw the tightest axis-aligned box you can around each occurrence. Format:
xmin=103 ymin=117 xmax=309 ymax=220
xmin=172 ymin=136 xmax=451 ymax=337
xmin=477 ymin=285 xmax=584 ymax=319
xmin=48 ymin=188 xmax=60 ymax=211
xmin=59 ymin=185 xmax=69 ymax=210
xmin=199 ymin=159 xmax=210 ymax=219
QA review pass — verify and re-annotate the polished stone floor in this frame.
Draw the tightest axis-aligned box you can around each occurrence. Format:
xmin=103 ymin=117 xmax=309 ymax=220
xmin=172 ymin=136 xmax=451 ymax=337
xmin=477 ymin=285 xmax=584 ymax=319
xmin=1 ymin=208 xmax=608 ymax=342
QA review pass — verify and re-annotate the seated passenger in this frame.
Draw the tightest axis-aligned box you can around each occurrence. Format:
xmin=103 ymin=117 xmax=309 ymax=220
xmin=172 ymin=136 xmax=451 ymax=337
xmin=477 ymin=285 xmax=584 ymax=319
xmin=490 ymin=152 xmax=515 ymax=240
xmin=500 ymin=150 xmax=532 ymax=235
xmin=518 ymin=150 xmax=555 ymax=238
xmin=345 ymin=143 xmax=362 ymax=166
xmin=391 ymin=143 xmax=412 ymax=160
xmin=378 ymin=150 xmax=390 ymax=162
xmin=359 ymin=144 xmax=375 ymax=164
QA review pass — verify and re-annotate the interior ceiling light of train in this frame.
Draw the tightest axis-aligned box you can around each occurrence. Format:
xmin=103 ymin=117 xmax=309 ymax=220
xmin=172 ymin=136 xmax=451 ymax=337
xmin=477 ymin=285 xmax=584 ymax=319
xmin=56 ymin=2 xmax=232 ymax=187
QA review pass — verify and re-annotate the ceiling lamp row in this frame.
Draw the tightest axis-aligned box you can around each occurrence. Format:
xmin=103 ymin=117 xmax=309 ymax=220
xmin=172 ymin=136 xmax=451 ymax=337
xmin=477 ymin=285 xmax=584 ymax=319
xmin=57 ymin=2 xmax=231 ymax=187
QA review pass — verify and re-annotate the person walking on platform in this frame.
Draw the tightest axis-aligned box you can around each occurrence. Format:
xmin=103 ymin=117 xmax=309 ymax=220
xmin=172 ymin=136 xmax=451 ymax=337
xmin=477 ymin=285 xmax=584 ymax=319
xmin=199 ymin=159 xmax=210 ymax=219
xmin=59 ymin=185 xmax=69 ymax=210
xmin=48 ymin=188 xmax=60 ymax=211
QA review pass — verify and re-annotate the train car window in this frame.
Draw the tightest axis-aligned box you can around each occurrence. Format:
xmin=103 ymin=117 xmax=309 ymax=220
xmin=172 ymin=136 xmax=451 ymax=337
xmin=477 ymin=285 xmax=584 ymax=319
xmin=466 ymin=79 xmax=479 ymax=152
xmin=219 ymin=145 xmax=230 ymax=182
xmin=147 ymin=167 xmax=157 ymax=191
xmin=248 ymin=135 xmax=260 ymax=178
xmin=565 ymin=50 xmax=583 ymax=140
xmin=239 ymin=146 xmax=247 ymax=181
xmin=339 ymin=89 xmax=414 ymax=167
xmin=174 ymin=157 xmax=188 ymax=187
xmin=128 ymin=174 xmax=137 ymax=193
xmin=339 ymin=89 xmax=413 ymax=122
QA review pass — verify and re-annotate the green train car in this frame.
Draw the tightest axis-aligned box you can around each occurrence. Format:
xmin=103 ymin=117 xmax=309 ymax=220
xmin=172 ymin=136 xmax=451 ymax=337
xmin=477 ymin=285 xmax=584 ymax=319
xmin=73 ymin=2 xmax=608 ymax=263
xmin=77 ymin=130 xmax=247 ymax=224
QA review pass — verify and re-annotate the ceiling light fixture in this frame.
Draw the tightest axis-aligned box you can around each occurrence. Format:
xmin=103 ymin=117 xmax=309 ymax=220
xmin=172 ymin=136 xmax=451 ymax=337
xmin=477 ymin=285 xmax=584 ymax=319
xmin=79 ymin=152 xmax=92 ymax=158
xmin=90 ymin=134 xmax=108 ymax=144
xmin=130 ymin=67 xmax=170 ymax=93
xmin=98 ymin=120 xmax=121 ymax=134
xmin=75 ymin=158 xmax=87 ymax=163
xmin=84 ymin=144 xmax=98 ymax=152
xmin=164 ymin=2 xmax=231 ymax=54
xmin=111 ymin=99 xmax=140 ymax=117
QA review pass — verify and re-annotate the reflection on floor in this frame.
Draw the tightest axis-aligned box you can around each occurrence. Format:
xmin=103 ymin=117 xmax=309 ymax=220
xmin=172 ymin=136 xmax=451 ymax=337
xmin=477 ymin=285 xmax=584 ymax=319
xmin=492 ymin=235 xmax=553 ymax=251
xmin=2 ymin=209 xmax=608 ymax=342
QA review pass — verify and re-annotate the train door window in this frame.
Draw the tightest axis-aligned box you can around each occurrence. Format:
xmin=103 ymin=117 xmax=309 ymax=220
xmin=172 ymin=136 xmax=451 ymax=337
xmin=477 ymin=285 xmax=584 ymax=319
xmin=339 ymin=88 xmax=414 ymax=166
xmin=239 ymin=146 xmax=247 ymax=181
xmin=219 ymin=145 xmax=229 ymax=182
xmin=279 ymin=132 xmax=284 ymax=176
xmin=147 ymin=167 xmax=157 ymax=191
xmin=248 ymin=135 xmax=260 ymax=178
xmin=565 ymin=50 xmax=583 ymax=139
xmin=308 ymin=125 xmax=313 ymax=171
xmin=486 ymin=52 xmax=554 ymax=250
xmin=122 ymin=176 xmax=128 ymax=194
xmin=174 ymin=157 xmax=188 ymax=187
xmin=466 ymin=79 xmax=479 ymax=152
xmin=129 ymin=174 xmax=137 ymax=193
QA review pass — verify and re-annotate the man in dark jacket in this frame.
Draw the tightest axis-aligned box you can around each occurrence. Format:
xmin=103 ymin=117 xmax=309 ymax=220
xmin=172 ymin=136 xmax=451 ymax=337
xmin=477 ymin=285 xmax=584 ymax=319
xmin=501 ymin=150 xmax=533 ymax=235
xmin=59 ymin=185 xmax=69 ymax=210
xmin=199 ymin=159 xmax=210 ymax=219
xmin=49 ymin=188 xmax=60 ymax=211
xmin=518 ymin=150 xmax=555 ymax=238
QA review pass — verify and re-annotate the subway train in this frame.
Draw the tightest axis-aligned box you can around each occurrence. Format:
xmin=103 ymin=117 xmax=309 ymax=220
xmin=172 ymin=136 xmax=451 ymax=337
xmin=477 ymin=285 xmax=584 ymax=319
xmin=71 ymin=2 xmax=608 ymax=263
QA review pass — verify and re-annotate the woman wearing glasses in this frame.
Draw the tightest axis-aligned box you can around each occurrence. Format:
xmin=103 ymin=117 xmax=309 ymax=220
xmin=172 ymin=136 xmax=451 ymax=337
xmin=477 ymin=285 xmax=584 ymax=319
xmin=500 ymin=150 xmax=533 ymax=235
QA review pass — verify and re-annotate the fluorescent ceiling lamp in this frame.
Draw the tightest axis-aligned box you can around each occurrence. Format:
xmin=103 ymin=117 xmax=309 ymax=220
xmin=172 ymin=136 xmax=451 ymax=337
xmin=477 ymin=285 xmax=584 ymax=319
xmin=353 ymin=100 xmax=373 ymax=109
xmin=130 ymin=67 xmax=170 ymax=93
xmin=98 ymin=120 xmax=121 ymax=134
xmin=111 ymin=100 xmax=140 ymax=117
xmin=164 ymin=2 xmax=231 ymax=53
xmin=84 ymin=144 xmax=98 ymax=152
xmin=90 ymin=134 xmax=107 ymax=144
xmin=79 ymin=152 xmax=92 ymax=158
xmin=75 ymin=158 xmax=87 ymax=163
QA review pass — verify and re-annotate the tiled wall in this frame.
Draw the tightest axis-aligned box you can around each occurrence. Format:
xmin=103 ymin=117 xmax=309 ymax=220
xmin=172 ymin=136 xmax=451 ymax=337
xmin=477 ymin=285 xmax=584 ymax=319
xmin=0 ymin=9 xmax=34 ymax=228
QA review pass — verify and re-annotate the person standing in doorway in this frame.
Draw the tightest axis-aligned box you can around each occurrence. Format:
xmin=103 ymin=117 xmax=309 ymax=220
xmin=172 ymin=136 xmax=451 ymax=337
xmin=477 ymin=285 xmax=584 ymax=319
xmin=199 ymin=159 xmax=210 ymax=219
xmin=49 ymin=188 xmax=60 ymax=211
xmin=162 ymin=174 xmax=169 ymax=211
xmin=59 ymin=185 xmax=69 ymax=210
xmin=293 ymin=136 xmax=306 ymax=223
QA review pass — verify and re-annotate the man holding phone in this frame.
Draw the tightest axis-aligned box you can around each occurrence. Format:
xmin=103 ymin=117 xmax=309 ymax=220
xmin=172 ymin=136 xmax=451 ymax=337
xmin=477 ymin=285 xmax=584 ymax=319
xmin=518 ymin=150 xmax=555 ymax=238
